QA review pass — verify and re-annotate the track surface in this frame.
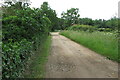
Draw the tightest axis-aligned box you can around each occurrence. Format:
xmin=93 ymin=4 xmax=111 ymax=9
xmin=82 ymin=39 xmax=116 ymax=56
xmin=45 ymin=32 xmax=118 ymax=78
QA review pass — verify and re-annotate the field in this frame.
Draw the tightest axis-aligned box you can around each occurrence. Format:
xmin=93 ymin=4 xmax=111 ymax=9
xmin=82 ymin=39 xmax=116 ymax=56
xmin=60 ymin=30 xmax=119 ymax=62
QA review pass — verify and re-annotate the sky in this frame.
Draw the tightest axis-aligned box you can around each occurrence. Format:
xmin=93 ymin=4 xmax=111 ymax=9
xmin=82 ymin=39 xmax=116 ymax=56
xmin=29 ymin=0 xmax=119 ymax=20
xmin=0 ymin=0 xmax=119 ymax=20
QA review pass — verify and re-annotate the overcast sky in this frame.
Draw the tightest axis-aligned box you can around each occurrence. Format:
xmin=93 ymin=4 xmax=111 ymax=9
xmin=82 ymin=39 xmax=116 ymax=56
xmin=29 ymin=0 xmax=119 ymax=20
xmin=0 ymin=0 xmax=119 ymax=20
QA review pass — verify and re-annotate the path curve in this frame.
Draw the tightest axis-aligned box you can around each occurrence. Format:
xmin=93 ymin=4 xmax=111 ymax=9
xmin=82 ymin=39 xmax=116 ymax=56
xmin=45 ymin=32 xmax=118 ymax=78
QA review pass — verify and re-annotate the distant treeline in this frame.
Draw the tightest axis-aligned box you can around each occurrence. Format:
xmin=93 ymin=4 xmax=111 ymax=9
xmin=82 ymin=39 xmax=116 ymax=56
xmin=59 ymin=8 xmax=119 ymax=31
xmin=79 ymin=18 xmax=118 ymax=31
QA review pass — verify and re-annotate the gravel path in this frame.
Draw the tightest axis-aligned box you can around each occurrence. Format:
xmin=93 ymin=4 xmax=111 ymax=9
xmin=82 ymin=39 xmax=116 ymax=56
xmin=45 ymin=32 xmax=118 ymax=78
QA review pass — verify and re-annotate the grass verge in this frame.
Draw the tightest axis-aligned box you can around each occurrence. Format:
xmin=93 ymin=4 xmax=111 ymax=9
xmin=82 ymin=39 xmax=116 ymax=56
xmin=23 ymin=36 xmax=51 ymax=78
xmin=60 ymin=30 xmax=119 ymax=62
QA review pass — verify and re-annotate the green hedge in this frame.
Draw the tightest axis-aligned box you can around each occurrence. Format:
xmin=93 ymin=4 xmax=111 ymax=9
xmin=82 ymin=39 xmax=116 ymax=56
xmin=2 ymin=6 xmax=51 ymax=78
xmin=68 ymin=25 xmax=97 ymax=32
xmin=68 ymin=25 xmax=114 ymax=32
xmin=2 ymin=39 xmax=33 ymax=78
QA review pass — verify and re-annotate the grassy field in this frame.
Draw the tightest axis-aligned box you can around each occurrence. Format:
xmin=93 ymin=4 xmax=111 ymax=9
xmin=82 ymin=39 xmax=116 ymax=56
xmin=60 ymin=30 xmax=119 ymax=62
xmin=23 ymin=36 xmax=51 ymax=78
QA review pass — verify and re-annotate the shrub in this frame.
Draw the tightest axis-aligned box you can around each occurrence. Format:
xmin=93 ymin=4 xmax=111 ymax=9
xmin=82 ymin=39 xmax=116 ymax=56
xmin=68 ymin=25 xmax=97 ymax=32
xmin=2 ymin=39 xmax=33 ymax=78
xmin=2 ymin=4 xmax=51 ymax=78
xmin=97 ymin=28 xmax=112 ymax=32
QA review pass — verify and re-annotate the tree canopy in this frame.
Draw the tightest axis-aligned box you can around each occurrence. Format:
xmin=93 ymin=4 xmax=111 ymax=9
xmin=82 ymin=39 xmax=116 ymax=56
xmin=61 ymin=8 xmax=80 ymax=28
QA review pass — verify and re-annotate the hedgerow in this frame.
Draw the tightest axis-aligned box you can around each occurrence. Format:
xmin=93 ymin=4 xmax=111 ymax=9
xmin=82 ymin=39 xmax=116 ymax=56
xmin=68 ymin=25 xmax=97 ymax=32
xmin=2 ymin=2 xmax=52 ymax=78
xmin=67 ymin=24 xmax=115 ymax=32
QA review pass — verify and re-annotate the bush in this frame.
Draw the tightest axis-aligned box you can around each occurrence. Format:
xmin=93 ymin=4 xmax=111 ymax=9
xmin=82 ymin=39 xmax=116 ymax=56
xmin=2 ymin=39 xmax=33 ymax=78
xmin=2 ymin=3 xmax=52 ymax=78
xmin=68 ymin=25 xmax=97 ymax=32
xmin=97 ymin=28 xmax=112 ymax=32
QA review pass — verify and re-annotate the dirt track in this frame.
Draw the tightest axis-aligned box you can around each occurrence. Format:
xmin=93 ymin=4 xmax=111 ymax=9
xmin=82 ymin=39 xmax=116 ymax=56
xmin=45 ymin=32 xmax=118 ymax=78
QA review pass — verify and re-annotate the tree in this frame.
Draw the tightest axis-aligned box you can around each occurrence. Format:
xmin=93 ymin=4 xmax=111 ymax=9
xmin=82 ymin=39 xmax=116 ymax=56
xmin=61 ymin=8 xmax=80 ymax=28
xmin=2 ymin=0 xmax=31 ymax=16
xmin=79 ymin=18 xmax=93 ymax=25
xmin=105 ymin=17 xmax=118 ymax=30
xmin=40 ymin=2 xmax=59 ymax=31
xmin=4 ymin=0 xmax=30 ymax=4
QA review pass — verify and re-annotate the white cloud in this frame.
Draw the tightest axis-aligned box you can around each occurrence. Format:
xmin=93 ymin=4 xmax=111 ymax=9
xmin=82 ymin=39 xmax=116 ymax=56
xmin=2 ymin=0 xmax=119 ymax=20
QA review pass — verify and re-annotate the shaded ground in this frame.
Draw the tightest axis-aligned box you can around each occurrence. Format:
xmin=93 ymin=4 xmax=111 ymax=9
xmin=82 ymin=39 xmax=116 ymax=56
xmin=45 ymin=32 xmax=118 ymax=78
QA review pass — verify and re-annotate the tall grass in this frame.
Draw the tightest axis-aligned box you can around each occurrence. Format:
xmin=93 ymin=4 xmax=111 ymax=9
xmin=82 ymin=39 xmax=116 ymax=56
xmin=23 ymin=36 xmax=52 ymax=78
xmin=60 ymin=31 xmax=119 ymax=62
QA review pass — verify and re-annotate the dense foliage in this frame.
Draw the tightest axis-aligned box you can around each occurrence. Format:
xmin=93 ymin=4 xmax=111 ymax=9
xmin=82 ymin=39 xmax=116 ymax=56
xmin=61 ymin=8 xmax=80 ymax=28
xmin=67 ymin=24 xmax=116 ymax=32
xmin=79 ymin=18 xmax=118 ymax=31
xmin=40 ymin=2 xmax=59 ymax=31
xmin=2 ymin=1 xmax=55 ymax=78
xmin=68 ymin=25 xmax=97 ymax=32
